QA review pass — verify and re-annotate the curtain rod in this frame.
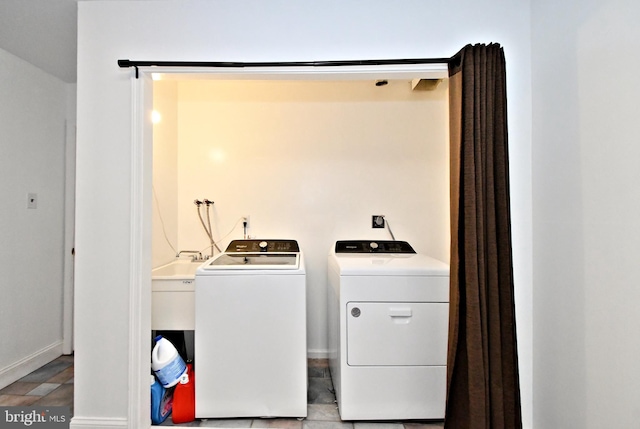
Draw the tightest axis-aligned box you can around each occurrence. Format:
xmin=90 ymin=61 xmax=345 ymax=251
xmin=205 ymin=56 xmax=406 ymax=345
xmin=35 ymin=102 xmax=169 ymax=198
xmin=117 ymin=58 xmax=452 ymax=78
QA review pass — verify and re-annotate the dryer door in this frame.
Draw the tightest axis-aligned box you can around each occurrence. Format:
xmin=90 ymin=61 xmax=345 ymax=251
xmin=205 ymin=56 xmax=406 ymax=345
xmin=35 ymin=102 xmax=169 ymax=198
xmin=346 ymin=302 xmax=448 ymax=366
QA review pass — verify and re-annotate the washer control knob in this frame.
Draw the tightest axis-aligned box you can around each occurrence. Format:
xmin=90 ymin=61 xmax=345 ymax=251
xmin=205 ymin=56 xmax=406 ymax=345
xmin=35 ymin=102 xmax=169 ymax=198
xmin=351 ymin=307 xmax=361 ymax=318
xmin=259 ymin=241 xmax=268 ymax=252
xmin=369 ymin=242 xmax=379 ymax=251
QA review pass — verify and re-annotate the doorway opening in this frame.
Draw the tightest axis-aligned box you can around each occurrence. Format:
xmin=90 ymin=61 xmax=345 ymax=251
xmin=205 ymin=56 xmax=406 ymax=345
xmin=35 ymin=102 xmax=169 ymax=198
xmin=133 ymin=62 xmax=450 ymax=427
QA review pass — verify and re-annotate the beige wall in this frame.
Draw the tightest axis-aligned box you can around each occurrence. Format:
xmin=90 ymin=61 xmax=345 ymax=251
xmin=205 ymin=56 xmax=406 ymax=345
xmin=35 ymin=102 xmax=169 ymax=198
xmin=152 ymin=81 xmax=179 ymax=268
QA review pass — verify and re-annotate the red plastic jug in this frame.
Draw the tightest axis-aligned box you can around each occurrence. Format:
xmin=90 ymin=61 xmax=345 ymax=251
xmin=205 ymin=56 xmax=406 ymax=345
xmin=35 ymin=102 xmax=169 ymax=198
xmin=172 ymin=363 xmax=195 ymax=423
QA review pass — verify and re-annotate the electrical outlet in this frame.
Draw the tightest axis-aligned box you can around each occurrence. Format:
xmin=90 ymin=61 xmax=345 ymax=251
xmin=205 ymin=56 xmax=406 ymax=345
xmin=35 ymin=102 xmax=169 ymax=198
xmin=27 ymin=193 xmax=38 ymax=209
xmin=372 ymin=215 xmax=385 ymax=228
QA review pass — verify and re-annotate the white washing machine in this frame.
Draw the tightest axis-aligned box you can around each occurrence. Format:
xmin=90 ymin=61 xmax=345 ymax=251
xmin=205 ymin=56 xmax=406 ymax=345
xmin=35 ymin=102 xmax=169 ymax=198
xmin=327 ymin=240 xmax=450 ymax=420
xmin=195 ymin=239 xmax=307 ymax=418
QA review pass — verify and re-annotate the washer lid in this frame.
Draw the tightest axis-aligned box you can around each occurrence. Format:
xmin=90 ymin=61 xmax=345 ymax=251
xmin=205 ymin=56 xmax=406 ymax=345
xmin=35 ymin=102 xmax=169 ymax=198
xmin=207 ymin=253 xmax=299 ymax=268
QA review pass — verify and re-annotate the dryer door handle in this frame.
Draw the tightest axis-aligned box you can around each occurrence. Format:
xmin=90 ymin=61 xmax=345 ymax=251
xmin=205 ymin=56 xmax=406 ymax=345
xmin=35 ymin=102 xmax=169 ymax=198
xmin=388 ymin=307 xmax=412 ymax=318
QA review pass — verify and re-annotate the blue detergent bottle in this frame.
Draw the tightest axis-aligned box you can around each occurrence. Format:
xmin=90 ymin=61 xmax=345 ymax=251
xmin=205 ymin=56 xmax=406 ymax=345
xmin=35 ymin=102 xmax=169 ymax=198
xmin=150 ymin=375 xmax=173 ymax=425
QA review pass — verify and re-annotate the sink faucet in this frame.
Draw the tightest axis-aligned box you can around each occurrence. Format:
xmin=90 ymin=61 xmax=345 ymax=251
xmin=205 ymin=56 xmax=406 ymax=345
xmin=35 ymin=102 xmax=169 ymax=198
xmin=176 ymin=250 xmax=204 ymax=261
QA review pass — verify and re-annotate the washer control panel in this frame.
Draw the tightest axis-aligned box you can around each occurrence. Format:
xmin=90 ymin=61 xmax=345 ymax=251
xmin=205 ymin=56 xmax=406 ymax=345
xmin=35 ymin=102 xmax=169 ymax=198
xmin=334 ymin=240 xmax=416 ymax=254
xmin=226 ymin=239 xmax=300 ymax=253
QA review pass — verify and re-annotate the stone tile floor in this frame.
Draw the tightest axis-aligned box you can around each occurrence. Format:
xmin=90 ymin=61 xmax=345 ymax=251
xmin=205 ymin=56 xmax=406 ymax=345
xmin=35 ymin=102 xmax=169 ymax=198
xmin=0 ymin=354 xmax=74 ymax=413
xmin=0 ymin=357 xmax=444 ymax=429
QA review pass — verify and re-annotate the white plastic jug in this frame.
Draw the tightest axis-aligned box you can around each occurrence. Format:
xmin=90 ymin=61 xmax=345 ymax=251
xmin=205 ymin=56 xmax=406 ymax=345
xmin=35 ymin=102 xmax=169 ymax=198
xmin=152 ymin=335 xmax=187 ymax=388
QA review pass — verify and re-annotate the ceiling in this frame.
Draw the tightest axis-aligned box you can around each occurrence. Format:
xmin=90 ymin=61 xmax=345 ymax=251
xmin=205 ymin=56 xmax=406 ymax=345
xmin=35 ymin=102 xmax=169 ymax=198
xmin=0 ymin=0 xmax=78 ymax=83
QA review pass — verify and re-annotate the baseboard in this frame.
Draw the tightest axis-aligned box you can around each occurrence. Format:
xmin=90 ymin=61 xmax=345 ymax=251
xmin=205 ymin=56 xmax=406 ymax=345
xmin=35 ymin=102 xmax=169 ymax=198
xmin=0 ymin=341 xmax=63 ymax=389
xmin=70 ymin=417 xmax=128 ymax=429
xmin=307 ymin=348 xmax=329 ymax=359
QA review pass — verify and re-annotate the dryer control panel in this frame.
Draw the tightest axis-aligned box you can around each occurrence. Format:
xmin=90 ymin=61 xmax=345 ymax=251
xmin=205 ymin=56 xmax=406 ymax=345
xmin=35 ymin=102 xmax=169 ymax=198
xmin=226 ymin=239 xmax=300 ymax=253
xmin=335 ymin=240 xmax=416 ymax=254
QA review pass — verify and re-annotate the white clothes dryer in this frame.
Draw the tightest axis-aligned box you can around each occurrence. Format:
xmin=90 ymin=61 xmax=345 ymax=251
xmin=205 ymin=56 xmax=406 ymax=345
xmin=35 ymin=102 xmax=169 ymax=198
xmin=327 ymin=240 xmax=450 ymax=420
xmin=195 ymin=239 xmax=307 ymax=418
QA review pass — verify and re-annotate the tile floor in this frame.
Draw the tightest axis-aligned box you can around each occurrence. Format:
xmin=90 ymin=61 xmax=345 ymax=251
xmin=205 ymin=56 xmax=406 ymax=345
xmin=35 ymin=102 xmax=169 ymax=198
xmin=0 ymin=354 xmax=74 ymax=413
xmin=0 ymin=357 xmax=444 ymax=429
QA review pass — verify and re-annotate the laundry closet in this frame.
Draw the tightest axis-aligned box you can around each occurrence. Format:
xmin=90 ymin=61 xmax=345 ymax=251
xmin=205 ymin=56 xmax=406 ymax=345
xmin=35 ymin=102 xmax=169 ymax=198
xmin=149 ymin=76 xmax=451 ymax=402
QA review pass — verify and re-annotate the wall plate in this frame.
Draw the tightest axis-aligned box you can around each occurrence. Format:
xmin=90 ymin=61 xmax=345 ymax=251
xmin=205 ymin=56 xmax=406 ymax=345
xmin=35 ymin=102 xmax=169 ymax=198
xmin=372 ymin=215 xmax=385 ymax=228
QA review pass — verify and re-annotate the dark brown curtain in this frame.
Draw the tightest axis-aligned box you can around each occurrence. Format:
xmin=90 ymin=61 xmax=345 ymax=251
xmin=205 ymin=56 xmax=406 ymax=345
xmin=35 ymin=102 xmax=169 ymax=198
xmin=445 ymin=43 xmax=522 ymax=429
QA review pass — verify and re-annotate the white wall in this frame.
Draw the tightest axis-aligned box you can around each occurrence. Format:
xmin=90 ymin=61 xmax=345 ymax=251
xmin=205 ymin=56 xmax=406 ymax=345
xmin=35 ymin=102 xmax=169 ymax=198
xmin=76 ymin=1 xmax=532 ymax=427
xmin=532 ymin=0 xmax=640 ymax=427
xmin=0 ymin=47 xmax=69 ymax=387
xmin=153 ymin=79 xmax=450 ymax=355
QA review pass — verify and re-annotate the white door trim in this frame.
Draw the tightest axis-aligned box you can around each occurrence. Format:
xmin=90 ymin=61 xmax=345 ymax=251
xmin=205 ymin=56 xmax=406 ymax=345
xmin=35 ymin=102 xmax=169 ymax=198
xmin=129 ymin=70 xmax=153 ymax=429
